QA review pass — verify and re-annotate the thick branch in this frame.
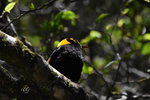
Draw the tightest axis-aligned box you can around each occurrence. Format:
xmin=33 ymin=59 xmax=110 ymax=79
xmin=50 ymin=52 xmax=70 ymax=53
xmin=0 ymin=64 xmax=43 ymax=100
xmin=0 ymin=31 xmax=98 ymax=100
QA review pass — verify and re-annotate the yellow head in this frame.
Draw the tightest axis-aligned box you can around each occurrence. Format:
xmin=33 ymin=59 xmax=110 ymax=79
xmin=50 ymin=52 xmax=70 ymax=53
xmin=57 ymin=38 xmax=80 ymax=47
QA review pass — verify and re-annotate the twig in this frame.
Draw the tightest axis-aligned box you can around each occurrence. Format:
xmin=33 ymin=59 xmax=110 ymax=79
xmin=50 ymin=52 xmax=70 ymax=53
xmin=1 ymin=0 xmax=55 ymax=31
xmin=6 ymin=14 xmax=19 ymax=37
xmin=0 ymin=11 xmax=6 ymax=18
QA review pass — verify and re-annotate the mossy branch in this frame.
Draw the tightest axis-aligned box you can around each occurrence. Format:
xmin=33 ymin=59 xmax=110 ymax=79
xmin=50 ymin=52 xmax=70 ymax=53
xmin=0 ymin=31 xmax=98 ymax=100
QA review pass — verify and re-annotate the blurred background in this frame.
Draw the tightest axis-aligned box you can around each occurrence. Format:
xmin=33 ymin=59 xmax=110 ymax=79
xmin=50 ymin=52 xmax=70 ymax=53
xmin=1 ymin=0 xmax=150 ymax=99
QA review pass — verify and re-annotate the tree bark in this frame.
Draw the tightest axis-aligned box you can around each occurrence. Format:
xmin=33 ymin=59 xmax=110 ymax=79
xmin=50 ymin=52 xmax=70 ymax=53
xmin=0 ymin=31 xmax=98 ymax=100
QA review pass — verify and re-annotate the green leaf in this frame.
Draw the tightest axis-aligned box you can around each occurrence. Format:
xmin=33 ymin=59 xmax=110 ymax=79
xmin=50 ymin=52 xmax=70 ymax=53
xmin=71 ymin=19 xmax=76 ymax=26
xmin=54 ymin=40 xmax=59 ymax=48
xmin=5 ymin=2 xmax=16 ymax=13
xmin=141 ymin=43 xmax=150 ymax=55
xmin=8 ymin=0 xmax=13 ymax=2
xmin=42 ymin=22 xmax=51 ymax=31
xmin=143 ymin=33 xmax=150 ymax=40
xmin=117 ymin=19 xmax=124 ymax=27
xmin=57 ymin=24 xmax=63 ymax=30
xmin=122 ymin=8 xmax=129 ymax=15
xmin=62 ymin=10 xmax=76 ymax=20
xmin=80 ymin=30 xmax=101 ymax=44
xmin=54 ymin=10 xmax=76 ymax=26
xmin=80 ymin=36 xmax=91 ymax=44
xmin=82 ymin=63 xmax=93 ymax=74
xmin=29 ymin=3 xmax=35 ymax=9
xmin=54 ymin=12 xmax=63 ymax=25
xmin=96 ymin=13 xmax=109 ymax=24
xmin=105 ymin=24 xmax=112 ymax=32
xmin=49 ymin=21 xmax=54 ymax=27
xmin=90 ymin=30 xmax=101 ymax=39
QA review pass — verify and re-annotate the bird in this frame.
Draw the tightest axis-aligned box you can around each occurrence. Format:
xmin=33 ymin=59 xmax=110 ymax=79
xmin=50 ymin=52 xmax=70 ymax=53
xmin=47 ymin=38 xmax=87 ymax=83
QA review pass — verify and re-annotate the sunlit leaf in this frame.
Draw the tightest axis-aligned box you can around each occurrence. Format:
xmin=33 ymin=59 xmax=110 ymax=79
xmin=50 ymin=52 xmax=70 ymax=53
xmin=141 ymin=43 xmax=150 ymax=55
xmin=122 ymin=8 xmax=129 ymax=15
xmin=54 ymin=40 xmax=60 ymax=48
xmin=90 ymin=30 xmax=101 ymax=39
xmin=80 ymin=30 xmax=101 ymax=44
xmin=105 ymin=24 xmax=112 ymax=32
xmin=62 ymin=10 xmax=76 ymax=20
xmin=80 ymin=36 xmax=91 ymax=44
xmin=29 ymin=3 xmax=35 ymax=9
xmin=96 ymin=13 xmax=109 ymax=24
xmin=8 ymin=0 xmax=13 ymax=2
xmin=61 ymin=10 xmax=77 ymax=26
xmin=143 ymin=33 xmax=150 ymax=40
xmin=117 ymin=19 xmax=124 ymax=27
xmin=5 ymin=2 xmax=16 ymax=13
xmin=82 ymin=63 xmax=93 ymax=74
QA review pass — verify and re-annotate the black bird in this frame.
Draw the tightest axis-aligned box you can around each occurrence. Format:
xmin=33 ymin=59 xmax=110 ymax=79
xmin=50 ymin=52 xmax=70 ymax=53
xmin=47 ymin=38 xmax=86 ymax=83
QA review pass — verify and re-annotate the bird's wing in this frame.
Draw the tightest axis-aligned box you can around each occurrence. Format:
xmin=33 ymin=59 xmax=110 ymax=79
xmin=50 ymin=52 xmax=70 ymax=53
xmin=47 ymin=46 xmax=62 ymax=63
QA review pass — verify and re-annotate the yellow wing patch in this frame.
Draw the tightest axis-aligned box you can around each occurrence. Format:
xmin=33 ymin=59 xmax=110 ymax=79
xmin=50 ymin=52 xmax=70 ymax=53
xmin=47 ymin=57 xmax=51 ymax=63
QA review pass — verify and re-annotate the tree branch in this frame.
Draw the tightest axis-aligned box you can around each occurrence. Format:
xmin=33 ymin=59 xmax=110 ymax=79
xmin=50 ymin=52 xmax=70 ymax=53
xmin=0 ymin=31 xmax=98 ymax=100
xmin=1 ymin=0 xmax=55 ymax=31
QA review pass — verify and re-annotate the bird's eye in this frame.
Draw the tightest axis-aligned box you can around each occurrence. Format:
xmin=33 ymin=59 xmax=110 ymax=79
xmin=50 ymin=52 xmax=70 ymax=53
xmin=74 ymin=39 xmax=80 ymax=44
xmin=73 ymin=39 xmax=77 ymax=43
